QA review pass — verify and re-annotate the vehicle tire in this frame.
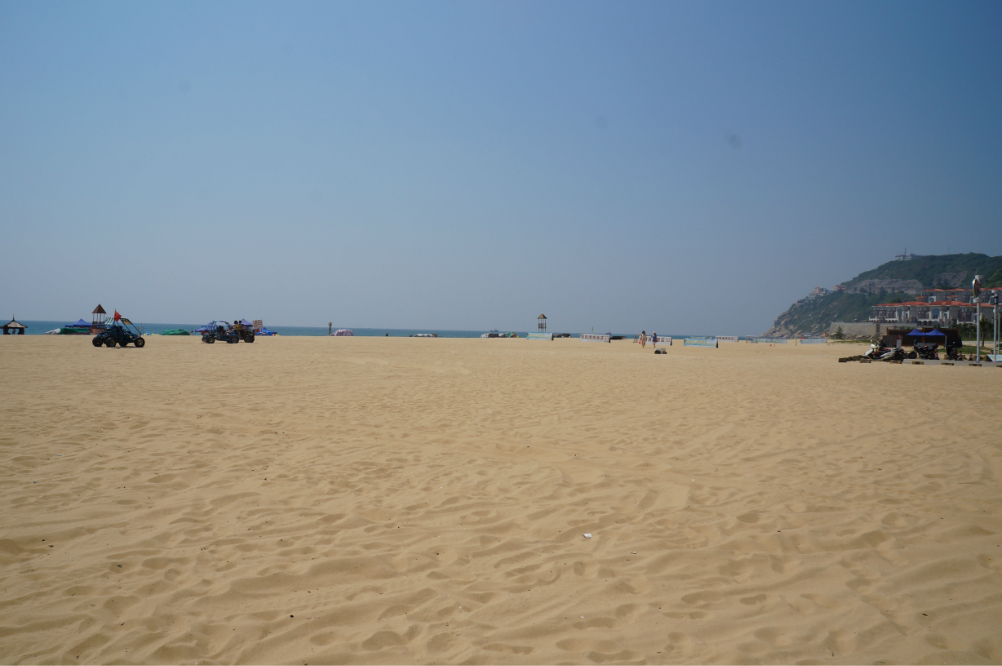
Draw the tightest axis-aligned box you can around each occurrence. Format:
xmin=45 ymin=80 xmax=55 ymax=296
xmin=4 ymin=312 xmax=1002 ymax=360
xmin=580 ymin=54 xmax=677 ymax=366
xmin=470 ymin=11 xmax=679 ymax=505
xmin=246 ymin=333 xmax=255 ymax=343
xmin=135 ymin=337 xmax=145 ymax=348
xmin=203 ymin=336 xmax=214 ymax=344
xmin=92 ymin=337 xmax=103 ymax=347
xmin=105 ymin=338 xmax=117 ymax=347
xmin=908 ymin=351 xmax=917 ymax=359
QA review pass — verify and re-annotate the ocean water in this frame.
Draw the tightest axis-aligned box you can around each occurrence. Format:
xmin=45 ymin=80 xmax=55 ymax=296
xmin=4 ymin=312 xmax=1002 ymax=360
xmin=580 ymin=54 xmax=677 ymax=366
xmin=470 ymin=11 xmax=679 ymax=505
xmin=14 ymin=320 xmax=722 ymax=339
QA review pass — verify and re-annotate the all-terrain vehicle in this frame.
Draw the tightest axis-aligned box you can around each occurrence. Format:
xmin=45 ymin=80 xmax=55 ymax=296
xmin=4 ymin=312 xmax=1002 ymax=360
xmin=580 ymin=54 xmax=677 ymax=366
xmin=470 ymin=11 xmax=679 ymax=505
xmin=201 ymin=321 xmax=240 ymax=344
xmin=231 ymin=320 xmax=255 ymax=343
xmin=863 ymin=344 xmax=906 ymax=362
xmin=92 ymin=316 xmax=146 ymax=348
xmin=945 ymin=341 xmax=965 ymax=361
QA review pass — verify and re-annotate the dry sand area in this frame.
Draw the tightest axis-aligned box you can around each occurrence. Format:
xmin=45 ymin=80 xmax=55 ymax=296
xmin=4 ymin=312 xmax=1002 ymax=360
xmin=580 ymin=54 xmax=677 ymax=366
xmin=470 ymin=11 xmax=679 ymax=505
xmin=2 ymin=335 xmax=1001 ymax=665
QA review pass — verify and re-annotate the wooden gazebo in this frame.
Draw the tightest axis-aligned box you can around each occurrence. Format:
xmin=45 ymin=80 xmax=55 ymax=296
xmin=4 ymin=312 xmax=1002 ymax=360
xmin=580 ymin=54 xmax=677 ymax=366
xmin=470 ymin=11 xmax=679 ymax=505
xmin=537 ymin=313 xmax=547 ymax=333
xmin=3 ymin=317 xmax=27 ymax=335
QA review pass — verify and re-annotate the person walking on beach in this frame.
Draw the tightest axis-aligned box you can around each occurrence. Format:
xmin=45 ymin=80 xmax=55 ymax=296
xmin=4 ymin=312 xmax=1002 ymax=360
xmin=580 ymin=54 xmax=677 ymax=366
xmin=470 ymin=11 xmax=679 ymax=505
xmin=651 ymin=331 xmax=658 ymax=350
xmin=639 ymin=330 xmax=647 ymax=348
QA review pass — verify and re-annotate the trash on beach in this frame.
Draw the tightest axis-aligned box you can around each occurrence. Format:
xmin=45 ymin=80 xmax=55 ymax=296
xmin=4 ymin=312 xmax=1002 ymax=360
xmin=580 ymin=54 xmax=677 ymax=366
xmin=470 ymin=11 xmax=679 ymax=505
xmin=583 ymin=533 xmax=592 ymax=539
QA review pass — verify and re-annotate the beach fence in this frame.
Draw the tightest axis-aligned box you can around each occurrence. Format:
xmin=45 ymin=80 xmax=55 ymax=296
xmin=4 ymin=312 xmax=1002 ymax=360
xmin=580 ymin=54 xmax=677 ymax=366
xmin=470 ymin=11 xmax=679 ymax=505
xmin=580 ymin=334 xmax=611 ymax=343
xmin=748 ymin=337 xmax=788 ymax=344
xmin=684 ymin=337 xmax=718 ymax=348
xmin=527 ymin=332 xmax=553 ymax=341
xmin=635 ymin=336 xmax=672 ymax=345
xmin=716 ymin=336 xmax=738 ymax=343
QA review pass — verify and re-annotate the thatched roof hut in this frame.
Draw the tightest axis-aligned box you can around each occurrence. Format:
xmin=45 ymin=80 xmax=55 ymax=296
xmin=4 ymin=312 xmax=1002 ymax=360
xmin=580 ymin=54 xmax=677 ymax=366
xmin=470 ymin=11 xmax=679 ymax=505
xmin=3 ymin=317 xmax=27 ymax=335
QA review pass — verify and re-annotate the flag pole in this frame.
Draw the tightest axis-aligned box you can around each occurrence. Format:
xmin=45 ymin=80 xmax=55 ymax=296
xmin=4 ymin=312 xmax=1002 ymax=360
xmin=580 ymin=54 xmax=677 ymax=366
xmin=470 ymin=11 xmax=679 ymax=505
xmin=973 ymin=276 xmax=981 ymax=363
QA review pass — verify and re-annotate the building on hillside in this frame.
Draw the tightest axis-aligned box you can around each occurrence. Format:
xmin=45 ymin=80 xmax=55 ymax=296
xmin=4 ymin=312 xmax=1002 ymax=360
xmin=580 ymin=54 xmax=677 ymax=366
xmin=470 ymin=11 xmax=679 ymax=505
xmin=808 ymin=287 xmax=829 ymax=298
xmin=894 ymin=250 xmax=921 ymax=261
xmin=834 ymin=284 xmax=846 ymax=292
xmin=920 ymin=288 xmax=970 ymax=303
xmin=870 ymin=300 xmax=991 ymax=326
xmin=979 ymin=286 xmax=1002 ymax=303
xmin=869 ymin=302 xmax=927 ymax=324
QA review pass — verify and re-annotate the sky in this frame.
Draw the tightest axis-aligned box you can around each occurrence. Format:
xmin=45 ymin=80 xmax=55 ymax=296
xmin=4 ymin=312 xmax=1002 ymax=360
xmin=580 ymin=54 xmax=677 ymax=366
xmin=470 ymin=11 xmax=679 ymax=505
xmin=1 ymin=1 xmax=1000 ymax=334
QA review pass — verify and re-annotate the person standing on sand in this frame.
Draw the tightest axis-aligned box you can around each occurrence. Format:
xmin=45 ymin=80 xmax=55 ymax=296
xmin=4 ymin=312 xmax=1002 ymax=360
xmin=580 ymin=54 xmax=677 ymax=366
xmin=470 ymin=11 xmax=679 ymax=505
xmin=639 ymin=330 xmax=647 ymax=348
xmin=652 ymin=331 xmax=658 ymax=350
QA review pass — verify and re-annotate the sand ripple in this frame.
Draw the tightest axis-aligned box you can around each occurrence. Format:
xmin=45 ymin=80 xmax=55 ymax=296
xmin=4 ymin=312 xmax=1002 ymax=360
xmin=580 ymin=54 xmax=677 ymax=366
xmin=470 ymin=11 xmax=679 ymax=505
xmin=1 ymin=336 xmax=1001 ymax=663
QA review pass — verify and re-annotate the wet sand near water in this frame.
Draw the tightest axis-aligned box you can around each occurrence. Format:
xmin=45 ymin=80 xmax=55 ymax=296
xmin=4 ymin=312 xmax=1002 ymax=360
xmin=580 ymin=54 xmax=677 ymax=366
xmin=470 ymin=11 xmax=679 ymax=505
xmin=1 ymin=336 xmax=1001 ymax=664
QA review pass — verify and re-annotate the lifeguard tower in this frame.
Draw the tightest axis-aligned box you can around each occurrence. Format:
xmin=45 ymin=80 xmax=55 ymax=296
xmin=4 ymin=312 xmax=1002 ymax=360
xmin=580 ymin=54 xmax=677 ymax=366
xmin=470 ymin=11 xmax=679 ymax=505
xmin=91 ymin=304 xmax=107 ymax=334
xmin=537 ymin=314 xmax=547 ymax=333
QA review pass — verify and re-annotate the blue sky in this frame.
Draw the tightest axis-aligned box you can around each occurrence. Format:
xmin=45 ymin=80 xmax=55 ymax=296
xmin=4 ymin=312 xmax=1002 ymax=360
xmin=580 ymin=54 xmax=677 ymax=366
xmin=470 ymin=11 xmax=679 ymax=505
xmin=2 ymin=1 xmax=1000 ymax=333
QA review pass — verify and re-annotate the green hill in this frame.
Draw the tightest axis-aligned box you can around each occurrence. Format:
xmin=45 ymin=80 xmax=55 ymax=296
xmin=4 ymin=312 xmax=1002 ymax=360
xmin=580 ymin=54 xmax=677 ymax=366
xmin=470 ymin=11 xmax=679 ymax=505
xmin=845 ymin=253 xmax=1002 ymax=289
xmin=765 ymin=253 xmax=1002 ymax=338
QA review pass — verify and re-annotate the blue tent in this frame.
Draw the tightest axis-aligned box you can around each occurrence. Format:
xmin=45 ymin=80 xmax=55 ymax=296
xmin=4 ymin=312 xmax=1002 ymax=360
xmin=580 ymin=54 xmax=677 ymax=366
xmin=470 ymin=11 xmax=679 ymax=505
xmin=257 ymin=327 xmax=276 ymax=336
xmin=907 ymin=328 xmax=946 ymax=337
xmin=195 ymin=320 xmax=226 ymax=333
xmin=67 ymin=319 xmax=90 ymax=328
xmin=240 ymin=318 xmax=253 ymax=327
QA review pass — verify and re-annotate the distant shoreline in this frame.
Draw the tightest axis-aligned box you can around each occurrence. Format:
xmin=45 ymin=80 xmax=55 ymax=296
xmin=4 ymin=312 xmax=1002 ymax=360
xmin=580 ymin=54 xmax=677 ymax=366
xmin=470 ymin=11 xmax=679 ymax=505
xmin=14 ymin=321 xmax=728 ymax=339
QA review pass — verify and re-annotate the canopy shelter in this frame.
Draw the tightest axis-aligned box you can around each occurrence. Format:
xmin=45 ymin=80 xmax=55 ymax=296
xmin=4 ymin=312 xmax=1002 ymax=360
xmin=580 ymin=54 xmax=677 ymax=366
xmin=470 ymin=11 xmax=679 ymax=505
xmin=58 ymin=318 xmax=92 ymax=334
xmin=240 ymin=319 xmax=253 ymax=327
xmin=537 ymin=313 xmax=547 ymax=333
xmin=195 ymin=320 xmax=227 ymax=333
xmin=257 ymin=327 xmax=276 ymax=336
xmin=906 ymin=328 xmax=947 ymax=338
xmin=92 ymin=304 xmax=107 ymax=328
xmin=884 ymin=327 xmax=959 ymax=348
xmin=3 ymin=317 xmax=27 ymax=335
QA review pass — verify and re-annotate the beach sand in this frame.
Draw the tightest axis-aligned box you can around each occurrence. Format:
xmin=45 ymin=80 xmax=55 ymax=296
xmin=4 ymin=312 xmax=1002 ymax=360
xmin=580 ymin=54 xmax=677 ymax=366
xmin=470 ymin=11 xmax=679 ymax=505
xmin=1 ymin=336 xmax=1001 ymax=664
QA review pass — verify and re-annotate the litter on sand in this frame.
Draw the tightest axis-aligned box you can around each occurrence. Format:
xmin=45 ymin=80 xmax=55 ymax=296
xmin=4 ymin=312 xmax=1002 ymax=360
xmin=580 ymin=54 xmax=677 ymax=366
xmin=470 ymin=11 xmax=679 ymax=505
xmin=583 ymin=533 xmax=592 ymax=539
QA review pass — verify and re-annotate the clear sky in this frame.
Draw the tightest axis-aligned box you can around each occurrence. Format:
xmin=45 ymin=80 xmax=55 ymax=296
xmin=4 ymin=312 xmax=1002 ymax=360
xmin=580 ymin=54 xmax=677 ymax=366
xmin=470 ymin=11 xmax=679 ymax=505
xmin=2 ymin=1 xmax=1000 ymax=333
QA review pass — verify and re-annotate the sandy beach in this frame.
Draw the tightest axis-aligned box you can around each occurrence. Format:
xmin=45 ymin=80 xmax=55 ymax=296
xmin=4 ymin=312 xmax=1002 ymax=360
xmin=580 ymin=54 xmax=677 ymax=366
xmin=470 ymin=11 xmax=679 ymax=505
xmin=1 ymin=335 xmax=1000 ymax=664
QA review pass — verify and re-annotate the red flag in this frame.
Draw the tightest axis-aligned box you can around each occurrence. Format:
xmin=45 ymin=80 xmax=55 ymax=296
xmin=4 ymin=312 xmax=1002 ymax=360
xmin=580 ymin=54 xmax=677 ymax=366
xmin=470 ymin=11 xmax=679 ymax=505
xmin=114 ymin=310 xmax=121 ymax=322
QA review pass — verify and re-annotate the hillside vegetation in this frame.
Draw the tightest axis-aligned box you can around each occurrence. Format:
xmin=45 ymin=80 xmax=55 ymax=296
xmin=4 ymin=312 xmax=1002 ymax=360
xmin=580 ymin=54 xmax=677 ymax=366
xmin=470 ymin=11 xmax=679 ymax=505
xmin=765 ymin=253 xmax=1002 ymax=338
xmin=845 ymin=253 xmax=1002 ymax=290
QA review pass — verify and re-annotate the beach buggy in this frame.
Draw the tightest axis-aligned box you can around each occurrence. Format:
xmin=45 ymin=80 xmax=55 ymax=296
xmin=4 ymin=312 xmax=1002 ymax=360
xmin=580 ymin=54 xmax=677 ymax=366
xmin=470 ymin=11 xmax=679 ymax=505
xmin=92 ymin=311 xmax=145 ymax=348
xmin=200 ymin=321 xmax=240 ymax=344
